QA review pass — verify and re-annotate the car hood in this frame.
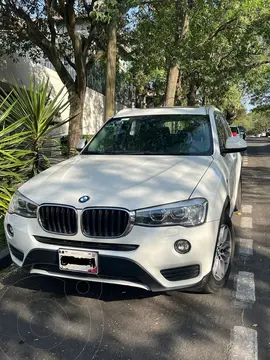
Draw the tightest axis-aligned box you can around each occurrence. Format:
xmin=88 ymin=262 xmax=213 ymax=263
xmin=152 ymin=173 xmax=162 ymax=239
xmin=20 ymin=155 xmax=213 ymax=210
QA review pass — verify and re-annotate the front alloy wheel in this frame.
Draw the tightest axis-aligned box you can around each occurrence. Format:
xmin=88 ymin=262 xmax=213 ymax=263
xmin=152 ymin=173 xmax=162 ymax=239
xmin=212 ymin=224 xmax=232 ymax=281
xmin=202 ymin=212 xmax=235 ymax=294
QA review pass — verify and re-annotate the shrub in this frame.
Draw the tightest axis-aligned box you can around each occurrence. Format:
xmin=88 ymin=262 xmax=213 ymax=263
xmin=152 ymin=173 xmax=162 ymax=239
xmin=0 ymin=77 xmax=72 ymax=216
xmin=1 ymin=77 xmax=71 ymax=177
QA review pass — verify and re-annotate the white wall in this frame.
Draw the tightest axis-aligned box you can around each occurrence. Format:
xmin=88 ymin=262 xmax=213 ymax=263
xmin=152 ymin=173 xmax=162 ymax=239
xmin=0 ymin=55 xmax=125 ymax=137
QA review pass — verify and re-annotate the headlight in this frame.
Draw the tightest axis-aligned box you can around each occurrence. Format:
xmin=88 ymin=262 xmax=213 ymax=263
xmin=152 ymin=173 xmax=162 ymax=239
xmin=8 ymin=191 xmax=38 ymax=218
xmin=135 ymin=198 xmax=208 ymax=227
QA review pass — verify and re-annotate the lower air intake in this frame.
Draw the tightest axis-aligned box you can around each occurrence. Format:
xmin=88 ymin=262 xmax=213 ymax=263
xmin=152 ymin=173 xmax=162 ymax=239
xmin=161 ymin=265 xmax=200 ymax=281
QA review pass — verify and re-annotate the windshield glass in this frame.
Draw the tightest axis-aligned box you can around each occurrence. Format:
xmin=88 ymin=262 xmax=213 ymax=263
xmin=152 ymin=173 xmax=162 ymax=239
xmin=82 ymin=115 xmax=213 ymax=156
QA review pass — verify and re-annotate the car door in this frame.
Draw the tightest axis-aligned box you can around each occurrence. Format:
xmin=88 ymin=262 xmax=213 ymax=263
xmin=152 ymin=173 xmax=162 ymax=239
xmin=214 ymin=112 xmax=237 ymax=200
xmin=222 ymin=116 xmax=242 ymax=198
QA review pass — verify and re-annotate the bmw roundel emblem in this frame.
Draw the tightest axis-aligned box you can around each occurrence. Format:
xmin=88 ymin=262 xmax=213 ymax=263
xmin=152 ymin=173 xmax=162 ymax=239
xmin=79 ymin=195 xmax=90 ymax=203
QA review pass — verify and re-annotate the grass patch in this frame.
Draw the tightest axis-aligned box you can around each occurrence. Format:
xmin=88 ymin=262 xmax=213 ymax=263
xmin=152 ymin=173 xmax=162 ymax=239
xmin=0 ymin=216 xmax=6 ymax=250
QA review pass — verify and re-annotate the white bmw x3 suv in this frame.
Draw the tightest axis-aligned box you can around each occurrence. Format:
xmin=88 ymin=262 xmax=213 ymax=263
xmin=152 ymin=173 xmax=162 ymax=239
xmin=5 ymin=106 xmax=247 ymax=293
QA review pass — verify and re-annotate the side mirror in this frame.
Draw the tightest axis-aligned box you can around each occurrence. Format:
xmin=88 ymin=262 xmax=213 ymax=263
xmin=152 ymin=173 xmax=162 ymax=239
xmin=76 ymin=139 xmax=87 ymax=152
xmin=223 ymin=137 xmax=247 ymax=153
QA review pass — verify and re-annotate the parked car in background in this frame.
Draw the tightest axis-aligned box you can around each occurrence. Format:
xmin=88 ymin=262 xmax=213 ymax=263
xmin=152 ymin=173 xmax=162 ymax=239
xmin=230 ymin=125 xmax=246 ymax=140
xmin=230 ymin=126 xmax=240 ymax=137
xmin=5 ymin=106 xmax=247 ymax=294
xmin=238 ymin=126 xmax=246 ymax=140
xmin=266 ymin=128 xmax=270 ymax=137
xmin=261 ymin=132 xmax=266 ymax=137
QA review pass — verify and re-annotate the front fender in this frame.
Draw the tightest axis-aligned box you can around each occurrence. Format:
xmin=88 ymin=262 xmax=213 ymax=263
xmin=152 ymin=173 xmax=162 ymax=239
xmin=190 ymin=162 xmax=228 ymax=222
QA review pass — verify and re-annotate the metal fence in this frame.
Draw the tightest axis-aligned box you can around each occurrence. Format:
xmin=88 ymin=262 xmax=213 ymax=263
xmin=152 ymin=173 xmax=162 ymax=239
xmin=86 ymin=61 xmax=136 ymax=107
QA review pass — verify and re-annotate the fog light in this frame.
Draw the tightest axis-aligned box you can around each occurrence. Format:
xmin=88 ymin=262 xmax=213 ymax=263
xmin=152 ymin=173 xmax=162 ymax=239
xmin=174 ymin=240 xmax=191 ymax=254
xmin=7 ymin=224 xmax=14 ymax=237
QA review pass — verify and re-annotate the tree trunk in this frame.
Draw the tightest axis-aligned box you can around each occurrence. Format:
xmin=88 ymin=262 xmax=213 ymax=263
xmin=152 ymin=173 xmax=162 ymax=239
xmin=104 ymin=18 xmax=117 ymax=121
xmin=68 ymin=90 xmax=85 ymax=154
xmin=175 ymin=73 xmax=182 ymax=105
xmin=202 ymin=95 xmax=206 ymax=106
xmin=187 ymin=84 xmax=197 ymax=106
xmin=164 ymin=5 xmax=190 ymax=107
xmin=164 ymin=64 xmax=179 ymax=106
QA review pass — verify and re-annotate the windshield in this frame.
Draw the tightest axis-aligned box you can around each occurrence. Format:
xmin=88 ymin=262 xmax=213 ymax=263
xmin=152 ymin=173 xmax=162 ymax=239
xmin=82 ymin=115 xmax=213 ymax=156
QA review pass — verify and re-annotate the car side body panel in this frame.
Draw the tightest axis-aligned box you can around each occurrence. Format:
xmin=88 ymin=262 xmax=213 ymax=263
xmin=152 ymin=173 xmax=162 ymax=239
xmin=192 ymin=107 xmax=242 ymax=221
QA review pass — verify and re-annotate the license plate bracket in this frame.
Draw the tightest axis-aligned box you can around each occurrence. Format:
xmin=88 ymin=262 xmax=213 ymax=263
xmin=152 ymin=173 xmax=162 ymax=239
xmin=58 ymin=248 xmax=98 ymax=274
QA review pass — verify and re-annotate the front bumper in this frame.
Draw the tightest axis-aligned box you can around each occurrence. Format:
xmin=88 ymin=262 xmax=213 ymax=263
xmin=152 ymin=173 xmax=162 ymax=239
xmin=4 ymin=213 xmax=220 ymax=291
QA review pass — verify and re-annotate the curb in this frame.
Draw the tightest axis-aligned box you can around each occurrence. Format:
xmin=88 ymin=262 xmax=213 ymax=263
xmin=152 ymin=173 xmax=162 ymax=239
xmin=0 ymin=247 xmax=11 ymax=270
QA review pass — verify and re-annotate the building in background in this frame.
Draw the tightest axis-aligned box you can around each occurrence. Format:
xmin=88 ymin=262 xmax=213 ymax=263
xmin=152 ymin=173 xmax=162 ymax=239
xmin=0 ymin=53 xmax=134 ymax=137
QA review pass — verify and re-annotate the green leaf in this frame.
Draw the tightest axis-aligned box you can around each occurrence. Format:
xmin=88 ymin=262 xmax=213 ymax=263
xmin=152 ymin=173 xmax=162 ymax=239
xmin=1 ymin=76 xmax=71 ymax=177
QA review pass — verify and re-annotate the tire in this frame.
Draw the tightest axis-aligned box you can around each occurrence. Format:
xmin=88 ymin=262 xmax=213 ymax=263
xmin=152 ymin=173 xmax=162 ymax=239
xmin=202 ymin=212 xmax=235 ymax=294
xmin=234 ymin=177 xmax=242 ymax=212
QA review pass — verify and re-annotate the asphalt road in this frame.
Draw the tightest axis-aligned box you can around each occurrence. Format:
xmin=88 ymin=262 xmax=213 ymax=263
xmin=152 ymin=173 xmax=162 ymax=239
xmin=0 ymin=137 xmax=269 ymax=360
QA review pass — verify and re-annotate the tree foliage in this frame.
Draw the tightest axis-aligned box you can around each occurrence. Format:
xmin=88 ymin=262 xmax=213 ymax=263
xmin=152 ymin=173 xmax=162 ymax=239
xmin=233 ymin=104 xmax=270 ymax=134
xmin=0 ymin=0 xmax=269 ymax=136
xmin=0 ymin=0 xmax=134 ymax=151
xmin=126 ymin=0 xmax=270 ymax=114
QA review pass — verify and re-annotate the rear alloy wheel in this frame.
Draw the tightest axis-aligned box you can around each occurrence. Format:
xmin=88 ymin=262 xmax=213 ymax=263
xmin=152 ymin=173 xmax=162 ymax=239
xmin=202 ymin=213 xmax=234 ymax=294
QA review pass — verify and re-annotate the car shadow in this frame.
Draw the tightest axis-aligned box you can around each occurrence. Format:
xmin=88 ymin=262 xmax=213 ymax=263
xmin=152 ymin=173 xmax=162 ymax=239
xmin=2 ymin=266 xmax=210 ymax=303
xmin=2 ymin=270 xmax=167 ymax=302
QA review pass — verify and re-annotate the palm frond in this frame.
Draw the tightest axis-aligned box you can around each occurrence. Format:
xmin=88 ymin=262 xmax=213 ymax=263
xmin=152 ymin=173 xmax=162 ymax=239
xmin=1 ymin=76 xmax=71 ymax=176
xmin=0 ymin=185 xmax=14 ymax=215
